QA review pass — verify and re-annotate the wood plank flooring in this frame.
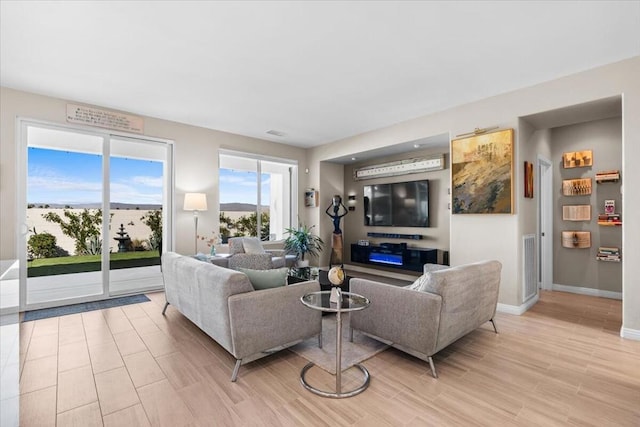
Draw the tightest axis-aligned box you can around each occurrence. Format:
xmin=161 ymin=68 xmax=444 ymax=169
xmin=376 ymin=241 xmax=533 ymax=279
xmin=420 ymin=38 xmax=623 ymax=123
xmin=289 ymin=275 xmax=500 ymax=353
xmin=19 ymin=290 xmax=640 ymax=426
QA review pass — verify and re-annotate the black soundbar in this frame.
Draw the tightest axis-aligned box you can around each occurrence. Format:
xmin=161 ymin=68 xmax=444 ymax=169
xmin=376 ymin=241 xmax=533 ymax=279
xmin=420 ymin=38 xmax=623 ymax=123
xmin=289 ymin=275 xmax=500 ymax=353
xmin=366 ymin=232 xmax=422 ymax=240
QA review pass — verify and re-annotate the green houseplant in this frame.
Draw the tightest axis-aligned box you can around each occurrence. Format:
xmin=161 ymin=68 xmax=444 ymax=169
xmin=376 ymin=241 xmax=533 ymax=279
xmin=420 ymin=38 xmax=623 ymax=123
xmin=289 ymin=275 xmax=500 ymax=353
xmin=284 ymin=223 xmax=324 ymax=267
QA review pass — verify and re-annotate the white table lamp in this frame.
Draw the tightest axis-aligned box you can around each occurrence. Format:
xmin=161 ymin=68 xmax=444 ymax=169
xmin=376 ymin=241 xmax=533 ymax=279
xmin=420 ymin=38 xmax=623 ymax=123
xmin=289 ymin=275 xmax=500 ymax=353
xmin=184 ymin=192 xmax=208 ymax=254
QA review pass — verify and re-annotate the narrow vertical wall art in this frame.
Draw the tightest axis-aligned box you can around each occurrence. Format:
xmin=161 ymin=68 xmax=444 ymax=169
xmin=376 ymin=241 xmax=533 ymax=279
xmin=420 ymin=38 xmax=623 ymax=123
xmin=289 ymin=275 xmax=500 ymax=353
xmin=524 ymin=161 xmax=534 ymax=198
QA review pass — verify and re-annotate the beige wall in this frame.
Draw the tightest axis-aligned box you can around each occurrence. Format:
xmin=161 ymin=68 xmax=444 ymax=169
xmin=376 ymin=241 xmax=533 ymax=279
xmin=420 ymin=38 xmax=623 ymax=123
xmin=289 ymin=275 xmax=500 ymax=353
xmin=0 ymin=87 xmax=307 ymax=258
xmin=552 ymin=117 xmax=622 ymax=292
xmin=307 ymin=56 xmax=640 ymax=336
xmin=2 ymin=56 xmax=639 ymax=336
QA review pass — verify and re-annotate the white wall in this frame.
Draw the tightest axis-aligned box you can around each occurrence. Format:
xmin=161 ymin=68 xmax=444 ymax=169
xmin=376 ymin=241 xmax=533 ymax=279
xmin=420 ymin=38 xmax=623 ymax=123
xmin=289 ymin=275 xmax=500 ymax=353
xmin=307 ymin=56 xmax=640 ymax=336
xmin=0 ymin=87 xmax=308 ymax=258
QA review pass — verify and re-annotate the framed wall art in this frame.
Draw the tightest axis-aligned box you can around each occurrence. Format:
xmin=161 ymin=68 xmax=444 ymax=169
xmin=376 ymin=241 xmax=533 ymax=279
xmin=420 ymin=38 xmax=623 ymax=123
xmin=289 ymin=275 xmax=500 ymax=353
xmin=304 ymin=189 xmax=318 ymax=207
xmin=452 ymin=128 xmax=514 ymax=214
xmin=524 ymin=161 xmax=534 ymax=198
xmin=563 ymin=150 xmax=593 ymax=168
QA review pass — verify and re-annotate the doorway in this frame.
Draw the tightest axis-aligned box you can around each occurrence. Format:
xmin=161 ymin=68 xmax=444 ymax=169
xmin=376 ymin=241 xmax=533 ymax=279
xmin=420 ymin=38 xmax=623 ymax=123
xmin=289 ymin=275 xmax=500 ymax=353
xmin=18 ymin=120 xmax=173 ymax=310
xmin=537 ymin=155 xmax=553 ymax=291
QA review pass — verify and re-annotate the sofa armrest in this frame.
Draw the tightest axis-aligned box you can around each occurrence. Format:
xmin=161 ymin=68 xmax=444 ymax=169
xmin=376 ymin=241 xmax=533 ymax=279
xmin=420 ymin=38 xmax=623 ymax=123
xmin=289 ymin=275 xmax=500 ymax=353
xmin=350 ymin=278 xmax=442 ymax=357
xmin=265 ymin=249 xmax=285 ymax=257
xmin=228 ymin=280 xmax=322 ymax=359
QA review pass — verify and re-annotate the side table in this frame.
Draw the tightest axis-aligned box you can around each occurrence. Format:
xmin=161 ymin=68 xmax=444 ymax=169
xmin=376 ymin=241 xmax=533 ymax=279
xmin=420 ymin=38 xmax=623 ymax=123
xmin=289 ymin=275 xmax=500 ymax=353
xmin=208 ymin=254 xmax=230 ymax=268
xmin=300 ymin=291 xmax=371 ymax=398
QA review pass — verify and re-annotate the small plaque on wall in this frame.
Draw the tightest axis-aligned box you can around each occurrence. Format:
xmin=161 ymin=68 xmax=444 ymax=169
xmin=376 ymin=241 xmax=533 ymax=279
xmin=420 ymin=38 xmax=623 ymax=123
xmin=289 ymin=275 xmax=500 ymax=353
xmin=562 ymin=205 xmax=591 ymax=221
xmin=561 ymin=231 xmax=591 ymax=248
xmin=66 ymin=104 xmax=144 ymax=133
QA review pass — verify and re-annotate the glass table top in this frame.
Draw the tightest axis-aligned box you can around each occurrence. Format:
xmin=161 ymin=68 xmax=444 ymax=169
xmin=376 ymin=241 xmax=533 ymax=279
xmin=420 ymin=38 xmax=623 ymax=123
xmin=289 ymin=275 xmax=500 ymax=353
xmin=301 ymin=291 xmax=369 ymax=313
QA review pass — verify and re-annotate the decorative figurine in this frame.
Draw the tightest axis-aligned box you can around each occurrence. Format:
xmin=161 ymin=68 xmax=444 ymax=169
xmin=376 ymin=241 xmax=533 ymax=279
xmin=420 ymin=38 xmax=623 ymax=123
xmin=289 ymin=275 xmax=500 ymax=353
xmin=325 ymin=195 xmax=348 ymax=267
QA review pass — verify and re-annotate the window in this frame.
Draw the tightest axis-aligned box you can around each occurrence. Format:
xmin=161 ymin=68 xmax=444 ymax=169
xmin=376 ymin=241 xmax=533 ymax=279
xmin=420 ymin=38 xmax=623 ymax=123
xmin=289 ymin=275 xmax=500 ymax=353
xmin=219 ymin=151 xmax=297 ymax=242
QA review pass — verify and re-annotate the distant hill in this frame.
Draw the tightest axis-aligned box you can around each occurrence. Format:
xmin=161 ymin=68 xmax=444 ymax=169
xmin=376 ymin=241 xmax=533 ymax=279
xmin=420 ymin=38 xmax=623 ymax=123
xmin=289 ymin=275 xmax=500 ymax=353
xmin=29 ymin=203 xmax=162 ymax=210
xmin=29 ymin=202 xmax=267 ymax=212
xmin=220 ymin=203 xmax=269 ymax=212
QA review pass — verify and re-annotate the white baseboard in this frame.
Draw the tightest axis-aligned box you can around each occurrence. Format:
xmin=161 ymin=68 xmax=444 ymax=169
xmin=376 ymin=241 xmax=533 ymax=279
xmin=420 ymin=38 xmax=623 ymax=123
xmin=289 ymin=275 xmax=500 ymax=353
xmin=552 ymin=283 xmax=622 ymax=300
xmin=496 ymin=294 xmax=539 ymax=315
xmin=620 ymin=327 xmax=640 ymax=341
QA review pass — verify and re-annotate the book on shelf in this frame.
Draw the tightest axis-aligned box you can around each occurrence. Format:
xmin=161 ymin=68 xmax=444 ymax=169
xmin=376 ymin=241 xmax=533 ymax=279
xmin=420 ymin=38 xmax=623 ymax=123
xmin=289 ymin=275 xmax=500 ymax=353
xmin=596 ymin=256 xmax=621 ymax=262
xmin=597 ymin=246 xmax=621 ymax=261
xmin=598 ymin=246 xmax=619 ymax=253
xmin=595 ymin=170 xmax=620 ymax=182
xmin=597 ymin=213 xmax=621 ymax=225
xmin=604 ymin=200 xmax=615 ymax=214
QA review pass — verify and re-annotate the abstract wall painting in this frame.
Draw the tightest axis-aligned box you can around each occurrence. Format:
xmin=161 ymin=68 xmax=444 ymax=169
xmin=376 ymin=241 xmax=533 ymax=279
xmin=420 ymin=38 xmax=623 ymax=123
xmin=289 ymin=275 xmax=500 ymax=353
xmin=524 ymin=161 xmax=534 ymax=198
xmin=452 ymin=128 xmax=514 ymax=214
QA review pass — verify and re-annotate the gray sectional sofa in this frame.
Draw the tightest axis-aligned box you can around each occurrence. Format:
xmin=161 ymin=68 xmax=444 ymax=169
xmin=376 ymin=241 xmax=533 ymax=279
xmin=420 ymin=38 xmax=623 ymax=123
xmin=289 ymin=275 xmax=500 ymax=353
xmin=161 ymin=252 xmax=322 ymax=381
xmin=349 ymin=260 xmax=502 ymax=378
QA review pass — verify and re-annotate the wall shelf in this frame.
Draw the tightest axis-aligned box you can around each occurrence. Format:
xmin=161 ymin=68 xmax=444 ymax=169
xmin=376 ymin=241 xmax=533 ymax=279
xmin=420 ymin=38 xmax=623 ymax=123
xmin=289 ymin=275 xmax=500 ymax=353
xmin=595 ymin=170 xmax=620 ymax=183
xmin=562 ymin=205 xmax=591 ymax=221
xmin=597 ymin=246 xmax=620 ymax=262
xmin=561 ymin=231 xmax=591 ymax=248
xmin=562 ymin=178 xmax=592 ymax=196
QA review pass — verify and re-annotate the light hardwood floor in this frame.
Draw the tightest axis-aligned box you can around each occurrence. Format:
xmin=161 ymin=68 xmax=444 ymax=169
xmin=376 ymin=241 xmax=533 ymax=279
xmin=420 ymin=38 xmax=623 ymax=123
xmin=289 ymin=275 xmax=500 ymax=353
xmin=19 ymin=290 xmax=640 ymax=426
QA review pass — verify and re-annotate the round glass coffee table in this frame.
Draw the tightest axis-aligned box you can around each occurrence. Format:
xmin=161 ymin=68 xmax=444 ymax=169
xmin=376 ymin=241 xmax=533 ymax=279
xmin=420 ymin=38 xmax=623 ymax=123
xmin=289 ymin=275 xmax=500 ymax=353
xmin=300 ymin=290 xmax=371 ymax=398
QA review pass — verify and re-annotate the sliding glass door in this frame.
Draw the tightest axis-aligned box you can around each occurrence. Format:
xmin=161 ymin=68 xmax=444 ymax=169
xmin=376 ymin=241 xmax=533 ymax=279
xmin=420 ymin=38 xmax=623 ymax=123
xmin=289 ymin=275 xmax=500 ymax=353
xmin=108 ymin=137 xmax=167 ymax=296
xmin=19 ymin=121 xmax=173 ymax=310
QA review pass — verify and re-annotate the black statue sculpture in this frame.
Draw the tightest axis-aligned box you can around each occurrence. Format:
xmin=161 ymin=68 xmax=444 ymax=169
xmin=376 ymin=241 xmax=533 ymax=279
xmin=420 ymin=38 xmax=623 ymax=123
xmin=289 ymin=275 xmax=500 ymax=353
xmin=325 ymin=195 xmax=348 ymax=267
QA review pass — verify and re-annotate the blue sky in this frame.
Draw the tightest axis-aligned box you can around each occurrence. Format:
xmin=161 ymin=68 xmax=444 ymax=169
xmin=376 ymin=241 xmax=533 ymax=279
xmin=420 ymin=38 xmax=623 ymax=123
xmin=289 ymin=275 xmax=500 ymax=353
xmin=28 ymin=148 xmax=269 ymax=206
xmin=28 ymin=148 xmax=163 ymax=205
xmin=219 ymin=169 xmax=270 ymax=205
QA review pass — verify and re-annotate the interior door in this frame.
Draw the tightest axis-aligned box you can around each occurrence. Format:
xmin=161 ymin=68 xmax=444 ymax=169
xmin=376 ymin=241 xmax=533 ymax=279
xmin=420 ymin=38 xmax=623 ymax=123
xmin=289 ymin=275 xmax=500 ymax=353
xmin=537 ymin=155 xmax=553 ymax=291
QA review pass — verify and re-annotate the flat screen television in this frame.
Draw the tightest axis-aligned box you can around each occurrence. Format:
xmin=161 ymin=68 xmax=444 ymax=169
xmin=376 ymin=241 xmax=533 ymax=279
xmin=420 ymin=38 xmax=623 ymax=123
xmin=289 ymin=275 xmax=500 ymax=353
xmin=363 ymin=180 xmax=429 ymax=227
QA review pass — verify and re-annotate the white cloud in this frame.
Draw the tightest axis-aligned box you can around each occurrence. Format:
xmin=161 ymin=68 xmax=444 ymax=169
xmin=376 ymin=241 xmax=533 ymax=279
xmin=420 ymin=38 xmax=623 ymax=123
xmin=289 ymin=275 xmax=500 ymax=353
xmin=110 ymin=182 xmax=163 ymax=204
xmin=219 ymin=175 xmax=256 ymax=185
xmin=130 ymin=175 xmax=163 ymax=188
xmin=29 ymin=175 xmax=102 ymax=192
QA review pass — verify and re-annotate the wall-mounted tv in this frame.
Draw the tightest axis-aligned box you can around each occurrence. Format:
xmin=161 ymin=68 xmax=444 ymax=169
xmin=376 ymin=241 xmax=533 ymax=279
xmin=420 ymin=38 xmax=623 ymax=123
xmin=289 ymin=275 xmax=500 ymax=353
xmin=363 ymin=180 xmax=429 ymax=227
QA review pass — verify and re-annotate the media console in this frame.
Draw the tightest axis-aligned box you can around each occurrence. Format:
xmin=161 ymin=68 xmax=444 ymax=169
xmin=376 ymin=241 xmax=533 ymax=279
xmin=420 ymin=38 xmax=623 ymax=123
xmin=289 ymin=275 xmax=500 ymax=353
xmin=351 ymin=243 xmax=441 ymax=272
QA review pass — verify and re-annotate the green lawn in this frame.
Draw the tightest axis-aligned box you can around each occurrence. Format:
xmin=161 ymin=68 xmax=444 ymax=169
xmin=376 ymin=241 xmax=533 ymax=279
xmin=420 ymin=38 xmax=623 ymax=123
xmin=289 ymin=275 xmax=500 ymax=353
xmin=28 ymin=251 xmax=161 ymax=277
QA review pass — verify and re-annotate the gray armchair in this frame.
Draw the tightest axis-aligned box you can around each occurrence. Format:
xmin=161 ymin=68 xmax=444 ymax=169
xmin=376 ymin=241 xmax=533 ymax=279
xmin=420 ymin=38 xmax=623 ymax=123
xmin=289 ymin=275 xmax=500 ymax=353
xmin=350 ymin=260 xmax=501 ymax=378
xmin=227 ymin=237 xmax=286 ymax=270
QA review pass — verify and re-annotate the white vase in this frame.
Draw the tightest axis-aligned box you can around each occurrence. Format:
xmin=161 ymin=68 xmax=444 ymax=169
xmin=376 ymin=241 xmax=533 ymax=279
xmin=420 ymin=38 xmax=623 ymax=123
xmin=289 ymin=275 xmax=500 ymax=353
xmin=296 ymin=259 xmax=309 ymax=268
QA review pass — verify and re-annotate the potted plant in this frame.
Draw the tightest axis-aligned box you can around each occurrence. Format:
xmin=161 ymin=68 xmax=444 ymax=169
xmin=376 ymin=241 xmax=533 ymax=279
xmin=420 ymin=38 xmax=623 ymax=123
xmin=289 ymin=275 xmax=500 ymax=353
xmin=284 ymin=223 xmax=324 ymax=267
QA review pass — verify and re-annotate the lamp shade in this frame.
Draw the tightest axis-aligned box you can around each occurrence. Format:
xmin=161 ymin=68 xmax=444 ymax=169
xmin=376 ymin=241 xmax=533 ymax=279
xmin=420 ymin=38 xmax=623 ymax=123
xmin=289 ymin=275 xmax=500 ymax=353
xmin=183 ymin=193 xmax=208 ymax=211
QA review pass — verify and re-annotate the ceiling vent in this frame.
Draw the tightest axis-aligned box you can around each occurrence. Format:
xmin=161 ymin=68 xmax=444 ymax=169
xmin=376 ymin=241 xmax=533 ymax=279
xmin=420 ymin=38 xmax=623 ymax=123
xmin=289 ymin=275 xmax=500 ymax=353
xmin=266 ymin=129 xmax=286 ymax=137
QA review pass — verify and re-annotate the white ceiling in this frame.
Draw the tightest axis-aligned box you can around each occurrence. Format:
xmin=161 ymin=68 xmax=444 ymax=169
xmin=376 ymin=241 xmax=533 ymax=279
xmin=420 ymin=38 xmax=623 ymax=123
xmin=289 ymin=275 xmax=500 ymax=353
xmin=1 ymin=1 xmax=639 ymax=149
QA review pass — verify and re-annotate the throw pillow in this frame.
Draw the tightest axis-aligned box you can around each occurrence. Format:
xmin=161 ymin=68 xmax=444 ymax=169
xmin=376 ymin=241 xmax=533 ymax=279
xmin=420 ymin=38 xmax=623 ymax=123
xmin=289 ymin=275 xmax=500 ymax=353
xmin=237 ymin=267 xmax=288 ymax=290
xmin=423 ymin=264 xmax=450 ymax=273
xmin=407 ymin=273 xmax=430 ymax=291
xmin=243 ymin=238 xmax=266 ymax=254
xmin=419 ymin=271 xmax=445 ymax=295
